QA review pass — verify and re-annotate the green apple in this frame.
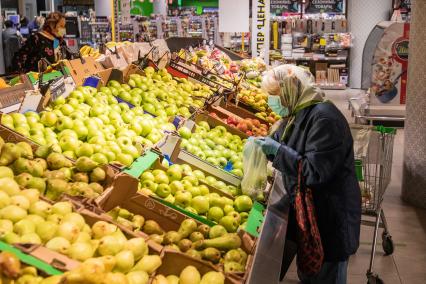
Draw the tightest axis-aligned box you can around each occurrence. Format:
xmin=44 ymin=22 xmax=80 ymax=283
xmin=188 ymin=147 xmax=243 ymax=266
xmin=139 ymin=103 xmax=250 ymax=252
xmin=169 ymin=180 xmax=184 ymax=195
xmin=40 ymin=111 xmax=58 ymax=127
xmin=175 ymin=190 xmax=192 ymax=208
xmin=178 ymin=127 xmax=192 ymax=139
xmin=56 ymin=116 xmax=74 ymax=131
xmin=59 ymin=135 xmax=79 ymax=152
xmin=156 ymin=184 xmax=171 ymax=198
xmin=191 ymin=196 xmax=209 ymax=214
xmin=187 ymin=186 xmax=201 ymax=197
xmin=198 ymin=185 xmax=210 ymax=196
xmin=116 ymin=153 xmax=133 ymax=166
xmin=154 ymin=173 xmax=169 ymax=185
xmin=141 ymin=171 xmax=155 ymax=182
xmin=234 ymin=195 xmax=253 ymax=212
xmin=219 ymin=215 xmax=238 ymax=233
xmin=207 ymin=207 xmax=224 ymax=223
xmin=141 ymin=180 xmax=158 ymax=193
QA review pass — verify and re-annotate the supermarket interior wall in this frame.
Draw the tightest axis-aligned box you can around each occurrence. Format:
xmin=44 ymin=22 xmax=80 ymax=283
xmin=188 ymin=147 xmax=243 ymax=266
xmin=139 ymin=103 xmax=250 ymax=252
xmin=348 ymin=0 xmax=392 ymax=88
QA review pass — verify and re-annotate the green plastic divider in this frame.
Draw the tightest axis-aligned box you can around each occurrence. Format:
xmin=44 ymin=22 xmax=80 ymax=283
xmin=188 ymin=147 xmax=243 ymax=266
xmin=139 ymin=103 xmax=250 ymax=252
xmin=9 ymin=76 xmax=22 ymax=86
xmin=124 ymin=151 xmax=159 ymax=178
xmin=355 ymin=160 xmax=364 ymax=182
xmin=153 ymin=196 xmax=216 ymax=227
xmin=0 ymin=241 xmax=63 ymax=276
xmin=374 ymin=125 xmax=397 ymax=135
xmin=245 ymin=201 xmax=266 ymax=237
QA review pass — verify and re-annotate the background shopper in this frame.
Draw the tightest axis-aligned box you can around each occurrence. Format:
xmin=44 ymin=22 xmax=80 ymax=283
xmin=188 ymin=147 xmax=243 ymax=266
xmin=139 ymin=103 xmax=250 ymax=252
xmin=12 ymin=12 xmax=71 ymax=73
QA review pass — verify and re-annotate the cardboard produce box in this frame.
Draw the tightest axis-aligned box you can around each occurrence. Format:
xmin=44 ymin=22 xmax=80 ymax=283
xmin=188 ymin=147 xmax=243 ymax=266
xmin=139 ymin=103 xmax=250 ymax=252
xmin=0 ymin=123 xmax=138 ymax=207
xmin=61 ymin=57 xmax=104 ymax=86
xmin=209 ymin=99 xmax=270 ymax=127
xmin=0 ymin=75 xmax=34 ymax=113
xmin=153 ymin=250 xmax=241 ymax=284
xmin=158 ymin=135 xmax=242 ymax=187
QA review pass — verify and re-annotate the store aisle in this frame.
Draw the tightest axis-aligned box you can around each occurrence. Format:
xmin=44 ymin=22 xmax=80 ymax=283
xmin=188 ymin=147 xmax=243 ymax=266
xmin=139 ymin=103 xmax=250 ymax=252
xmin=282 ymin=90 xmax=426 ymax=284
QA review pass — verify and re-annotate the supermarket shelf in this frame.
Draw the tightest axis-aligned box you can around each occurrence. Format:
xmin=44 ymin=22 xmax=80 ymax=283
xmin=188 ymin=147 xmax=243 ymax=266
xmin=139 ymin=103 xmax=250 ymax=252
xmin=315 ymin=83 xmax=347 ymax=90
xmin=284 ymin=55 xmax=348 ymax=61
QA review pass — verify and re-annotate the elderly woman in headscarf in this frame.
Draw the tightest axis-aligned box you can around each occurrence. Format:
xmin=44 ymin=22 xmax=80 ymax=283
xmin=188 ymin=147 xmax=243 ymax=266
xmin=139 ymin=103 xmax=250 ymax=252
xmin=255 ymin=65 xmax=361 ymax=284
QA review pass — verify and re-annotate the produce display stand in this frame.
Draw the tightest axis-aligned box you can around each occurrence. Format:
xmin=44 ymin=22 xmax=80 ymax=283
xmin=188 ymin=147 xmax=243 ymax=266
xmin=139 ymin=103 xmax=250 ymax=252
xmin=0 ymin=241 xmax=64 ymax=276
xmin=0 ymin=39 xmax=295 ymax=283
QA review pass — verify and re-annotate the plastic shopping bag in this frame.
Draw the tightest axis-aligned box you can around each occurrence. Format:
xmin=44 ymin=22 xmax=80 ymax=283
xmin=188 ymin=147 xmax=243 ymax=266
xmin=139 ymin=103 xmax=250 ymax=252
xmin=241 ymin=138 xmax=268 ymax=198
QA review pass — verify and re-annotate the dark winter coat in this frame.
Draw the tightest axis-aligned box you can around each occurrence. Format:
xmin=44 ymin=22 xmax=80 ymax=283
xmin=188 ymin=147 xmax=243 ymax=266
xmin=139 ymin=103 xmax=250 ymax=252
xmin=271 ymin=102 xmax=361 ymax=262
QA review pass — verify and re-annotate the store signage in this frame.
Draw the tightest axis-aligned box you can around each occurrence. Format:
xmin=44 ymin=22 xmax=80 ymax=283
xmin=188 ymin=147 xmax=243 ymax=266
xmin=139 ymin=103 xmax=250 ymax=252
xmin=252 ymin=0 xmax=271 ymax=64
xmin=393 ymin=38 xmax=409 ymax=62
xmin=121 ymin=0 xmax=131 ymax=25
xmin=270 ymin=0 xmax=300 ymax=15
xmin=305 ymin=0 xmax=345 ymax=13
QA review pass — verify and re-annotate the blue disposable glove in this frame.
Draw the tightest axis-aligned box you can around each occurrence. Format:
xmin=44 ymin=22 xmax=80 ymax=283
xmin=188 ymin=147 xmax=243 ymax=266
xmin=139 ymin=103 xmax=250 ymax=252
xmin=254 ymin=137 xmax=281 ymax=156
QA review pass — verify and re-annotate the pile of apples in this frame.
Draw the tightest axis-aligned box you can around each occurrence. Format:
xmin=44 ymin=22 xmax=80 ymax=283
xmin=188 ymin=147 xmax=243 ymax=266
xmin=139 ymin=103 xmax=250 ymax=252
xmin=108 ymin=208 xmax=248 ymax=272
xmin=209 ymin=112 xmax=269 ymax=137
xmin=138 ymin=164 xmax=253 ymax=233
xmin=0 ymin=139 xmax=106 ymax=200
xmin=236 ymin=88 xmax=281 ymax=124
xmin=116 ymin=67 xmax=213 ymax=118
xmin=177 ymin=123 xmax=245 ymax=177
xmin=1 ymin=85 xmax=176 ymax=167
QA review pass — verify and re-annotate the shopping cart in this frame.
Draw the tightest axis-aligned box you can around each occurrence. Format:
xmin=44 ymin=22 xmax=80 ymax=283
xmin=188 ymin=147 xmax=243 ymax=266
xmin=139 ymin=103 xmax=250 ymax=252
xmin=351 ymin=125 xmax=397 ymax=284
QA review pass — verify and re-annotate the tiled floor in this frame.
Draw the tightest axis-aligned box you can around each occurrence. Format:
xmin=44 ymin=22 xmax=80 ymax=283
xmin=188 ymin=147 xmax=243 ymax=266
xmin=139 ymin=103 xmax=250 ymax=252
xmin=281 ymin=89 xmax=426 ymax=284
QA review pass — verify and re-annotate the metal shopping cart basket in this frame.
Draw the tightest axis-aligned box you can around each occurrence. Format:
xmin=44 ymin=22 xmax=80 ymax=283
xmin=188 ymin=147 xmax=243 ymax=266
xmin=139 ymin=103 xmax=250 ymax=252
xmin=351 ymin=125 xmax=397 ymax=284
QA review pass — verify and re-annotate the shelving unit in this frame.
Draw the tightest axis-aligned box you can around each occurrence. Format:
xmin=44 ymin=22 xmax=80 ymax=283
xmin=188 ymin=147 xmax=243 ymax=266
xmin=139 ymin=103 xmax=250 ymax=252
xmin=269 ymin=0 xmax=351 ymax=89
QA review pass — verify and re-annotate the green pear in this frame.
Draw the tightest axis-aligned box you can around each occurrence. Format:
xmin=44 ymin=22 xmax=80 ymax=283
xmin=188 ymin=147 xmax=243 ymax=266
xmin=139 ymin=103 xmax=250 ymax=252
xmin=0 ymin=166 xmax=14 ymax=178
xmin=0 ymin=143 xmax=21 ymax=166
xmin=131 ymin=255 xmax=162 ymax=274
xmin=46 ymin=152 xmax=72 ymax=170
xmin=72 ymin=172 xmax=89 ymax=183
xmin=179 ymin=266 xmax=201 ymax=284
xmin=75 ymin=157 xmax=98 ymax=172
xmin=126 ymin=271 xmax=149 ymax=284
xmin=124 ymin=238 xmax=148 ymax=261
xmin=90 ymin=167 xmax=106 ymax=182
xmin=16 ymin=142 xmax=33 ymax=159
xmin=113 ymin=250 xmax=134 ymax=273
xmin=35 ymin=145 xmax=51 ymax=159
xmin=33 ymin=158 xmax=48 ymax=171
xmin=0 ymin=177 xmax=21 ymax=196
xmin=200 ymin=271 xmax=225 ymax=284
xmin=27 ymin=177 xmax=47 ymax=194
xmin=46 ymin=179 xmax=69 ymax=200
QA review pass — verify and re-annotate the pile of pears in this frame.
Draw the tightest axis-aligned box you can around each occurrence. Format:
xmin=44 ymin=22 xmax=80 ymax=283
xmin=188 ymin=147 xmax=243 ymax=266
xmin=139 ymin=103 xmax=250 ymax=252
xmin=0 ymin=251 xmax=56 ymax=284
xmin=108 ymin=208 xmax=248 ymax=273
xmin=153 ymin=266 xmax=225 ymax=284
xmin=0 ymin=177 xmax=164 ymax=283
xmin=0 ymin=138 xmax=107 ymax=200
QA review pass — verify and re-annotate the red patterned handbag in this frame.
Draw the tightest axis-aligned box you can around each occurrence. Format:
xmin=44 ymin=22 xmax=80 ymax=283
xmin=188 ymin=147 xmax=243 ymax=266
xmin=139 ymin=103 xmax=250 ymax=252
xmin=294 ymin=161 xmax=324 ymax=276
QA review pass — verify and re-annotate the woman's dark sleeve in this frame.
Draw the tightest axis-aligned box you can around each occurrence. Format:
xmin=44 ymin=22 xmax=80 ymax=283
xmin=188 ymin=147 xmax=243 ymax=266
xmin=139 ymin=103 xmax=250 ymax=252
xmin=272 ymin=117 xmax=346 ymax=188
xmin=12 ymin=35 xmax=39 ymax=73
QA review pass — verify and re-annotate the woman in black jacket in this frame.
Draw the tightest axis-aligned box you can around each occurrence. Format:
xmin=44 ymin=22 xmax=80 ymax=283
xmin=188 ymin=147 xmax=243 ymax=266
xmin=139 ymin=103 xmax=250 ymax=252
xmin=255 ymin=65 xmax=361 ymax=284
xmin=12 ymin=12 xmax=71 ymax=73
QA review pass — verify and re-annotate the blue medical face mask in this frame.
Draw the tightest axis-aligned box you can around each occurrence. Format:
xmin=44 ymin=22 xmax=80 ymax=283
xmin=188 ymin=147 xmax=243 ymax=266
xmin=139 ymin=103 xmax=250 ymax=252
xmin=268 ymin=95 xmax=289 ymax=117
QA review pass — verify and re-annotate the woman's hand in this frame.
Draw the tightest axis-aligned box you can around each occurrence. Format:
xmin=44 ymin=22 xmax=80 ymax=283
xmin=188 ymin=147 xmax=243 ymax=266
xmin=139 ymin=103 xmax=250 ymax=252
xmin=255 ymin=137 xmax=281 ymax=156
